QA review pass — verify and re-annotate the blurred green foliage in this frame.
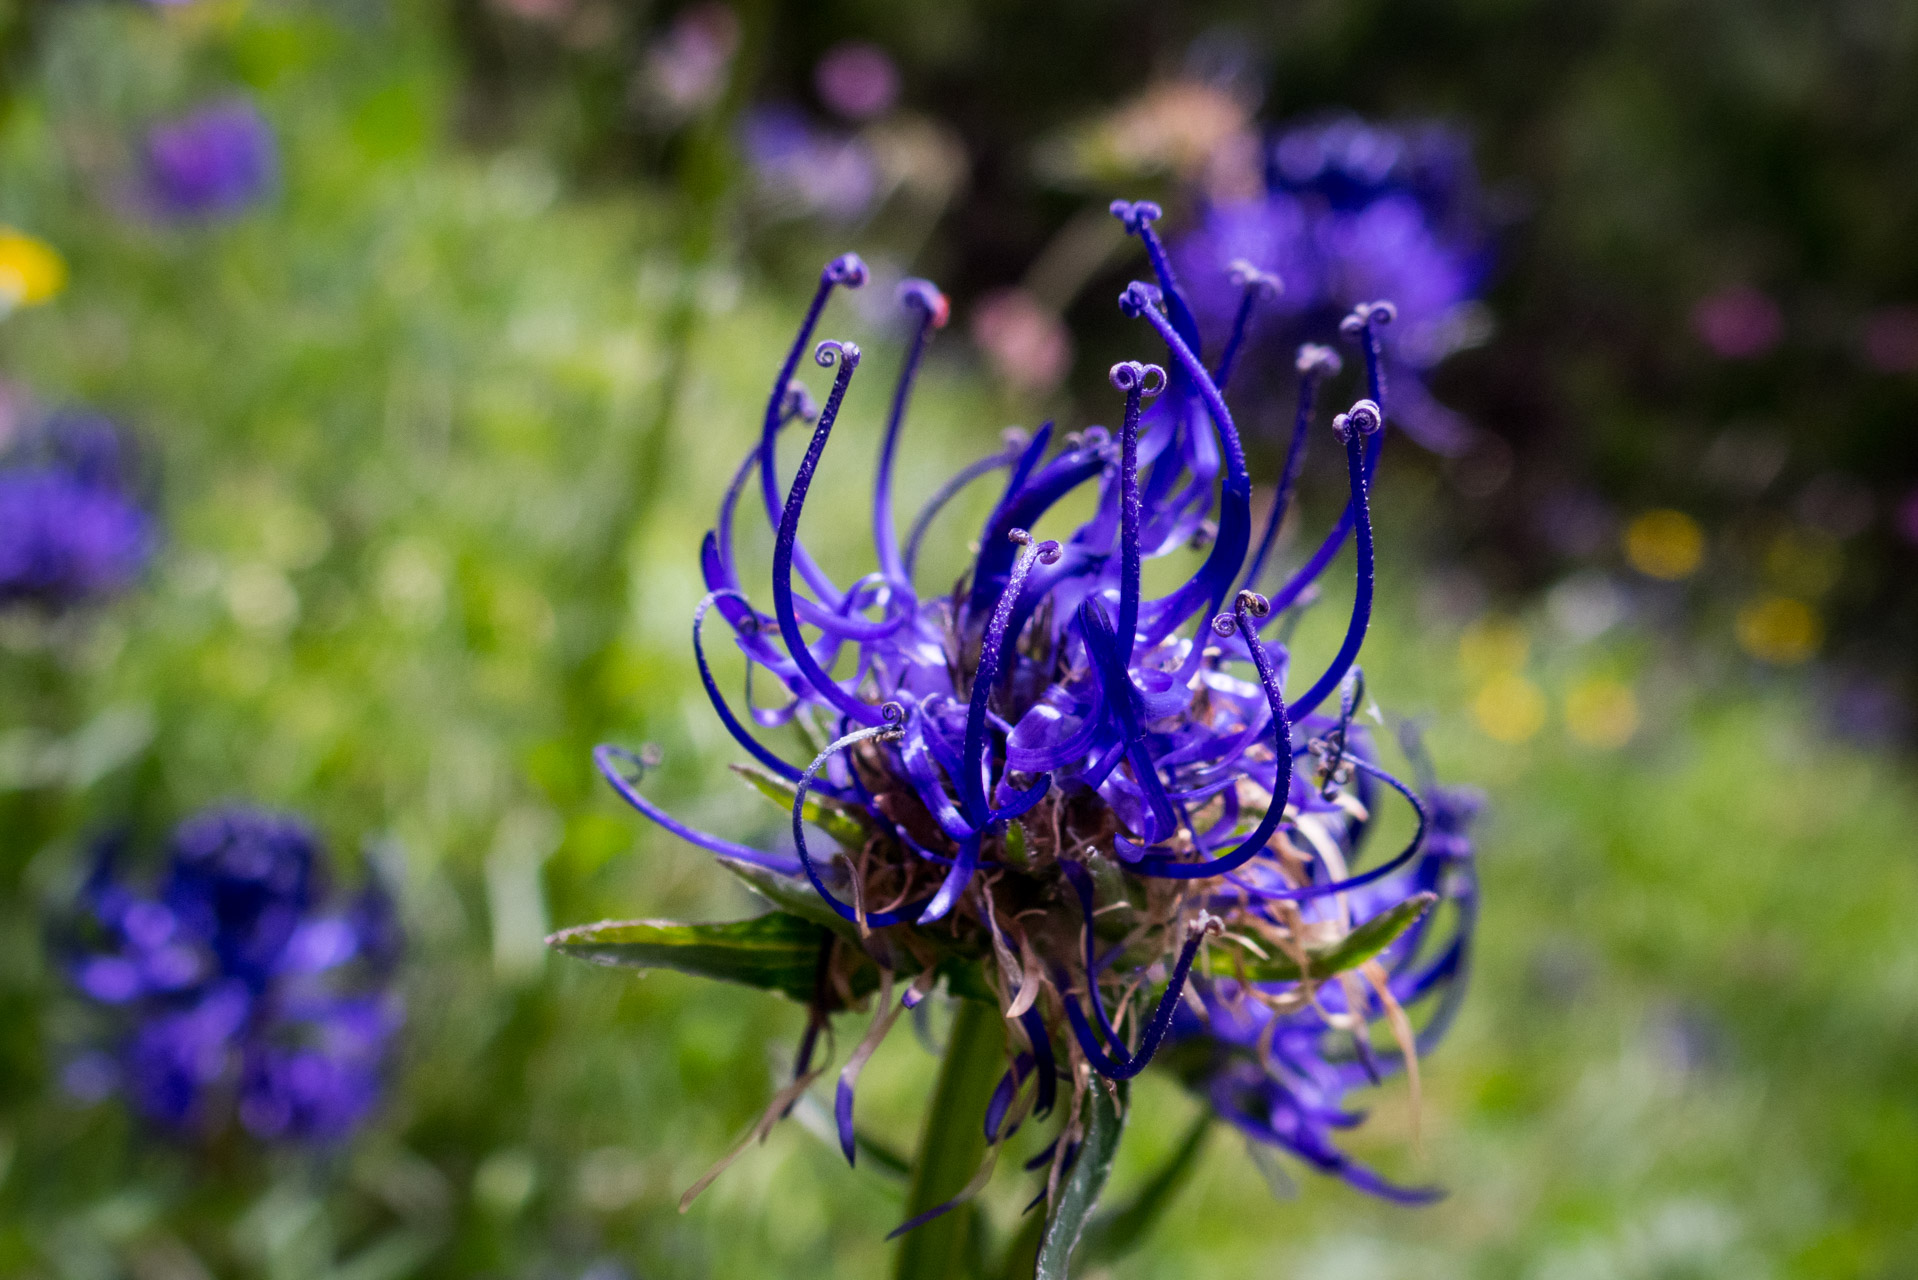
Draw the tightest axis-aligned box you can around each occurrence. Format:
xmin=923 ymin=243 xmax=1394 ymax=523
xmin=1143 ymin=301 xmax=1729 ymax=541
xmin=0 ymin=3 xmax=1915 ymax=1279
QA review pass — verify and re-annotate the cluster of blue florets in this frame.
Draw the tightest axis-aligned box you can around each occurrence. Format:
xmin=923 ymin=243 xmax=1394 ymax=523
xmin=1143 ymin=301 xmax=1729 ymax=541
xmin=0 ymin=409 xmax=153 ymax=608
xmin=62 ymin=808 xmax=402 ymax=1143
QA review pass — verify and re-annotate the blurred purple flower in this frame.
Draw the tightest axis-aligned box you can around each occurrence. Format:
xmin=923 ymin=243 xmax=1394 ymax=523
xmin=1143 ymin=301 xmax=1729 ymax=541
xmin=1895 ymin=489 xmax=1918 ymax=547
xmin=1691 ymin=285 xmax=1783 ymax=359
xmin=1862 ymin=305 xmax=1918 ymax=374
xmin=739 ymin=105 xmax=879 ymax=222
xmin=1173 ymin=115 xmax=1491 ymax=453
xmin=815 ymin=41 xmax=899 ymax=121
xmin=0 ymin=409 xmax=152 ymax=607
xmin=62 ymin=808 xmax=402 ymax=1143
xmin=138 ymin=99 xmax=277 ymax=222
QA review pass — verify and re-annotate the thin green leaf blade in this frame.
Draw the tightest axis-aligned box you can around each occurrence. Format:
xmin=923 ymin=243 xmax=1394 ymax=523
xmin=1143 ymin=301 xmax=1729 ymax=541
xmin=546 ymin=911 xmax=827 ymax=1002
xmin=1034 ymin=1078 xmax=1129 ymax=1279
xmin=1202 ymin=891 xmax=1438 ymax=985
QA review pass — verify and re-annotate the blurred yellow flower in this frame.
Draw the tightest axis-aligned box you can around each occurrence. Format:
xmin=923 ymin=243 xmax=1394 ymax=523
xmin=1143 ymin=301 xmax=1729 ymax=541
xmin=0 ymin=228 xmax=67 ymax=310
xmin=1564 ymin=676 xmax=1639 ymax=748
xmin=1473 ymin=672 xmax=1547 ymax=743
xmin=1735 ymin=595 xmax=1821 ymax=664
xmin=1458 ymin=616 xmax=1529 ymax=678
xmin=1623 ymin=509 xmax=1704 ymax=580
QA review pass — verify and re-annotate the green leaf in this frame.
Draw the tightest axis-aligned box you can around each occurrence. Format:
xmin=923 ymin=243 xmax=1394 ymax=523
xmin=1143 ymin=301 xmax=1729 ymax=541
xmin=1077 ymin=1113 xmax=1210 ymax=1264
xmin=546 ymin=911 xmax=831 ymax=1002
xmin=892 ymin=1000 xmax=1007 ymax=1280
xmin=1034 ymin=1078 xmax=1129 ymax=1279
xmin=715 ymin=856 xmax=863 ymax=942
xmin=1200 ymin=891 xmax=1438 ymax=985
xmin=732 ymin=762 xmax=870 ymax=849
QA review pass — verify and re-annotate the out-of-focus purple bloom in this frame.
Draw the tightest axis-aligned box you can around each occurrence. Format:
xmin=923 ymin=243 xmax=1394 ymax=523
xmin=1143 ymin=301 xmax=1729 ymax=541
xmin=739 ymin=105 xmax=879 ymax=223
xmin=1863 ymin=305 xmax=1918 ymax=374
xmin=1692 ymin=285 xmax=1784 ymax=359
xmin=1173 ymin=115 xmax=1490 ymax=453
xmin=137 ymin=99 xmax=277 ymax=222
xmin=0 ymin=409 xmax=152 ymax=607
xmin=814 ymin=41 xmax=900 ymax=122
xmin=575 ymin=194 xmax=1478 ymax=1219
xmin=62 ymin=808 xmax=402 ymax=1143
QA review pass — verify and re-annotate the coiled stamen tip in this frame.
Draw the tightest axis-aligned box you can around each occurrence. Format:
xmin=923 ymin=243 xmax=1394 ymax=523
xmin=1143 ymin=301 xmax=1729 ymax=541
xmin=1227 ymin=259 xmax=1283 ymax=297
xmin=1295 ymin=344 xmax=1342 ymax=379
xmin=638 ymin=742 xmax=665 ymax=770
xmin=825 ymin=253 xmax=869 ymax=287
xmin=1008 ymin=527 xmax=1032 ymax=546
xmin=1338 ymin=299 xmax=1398 ymax=335
xmin=1107 ymin=360 xmax=1168 ymax=397
xmin=879 ymin=701 xmax=907 ymax=728
xmin=1210 ymin=612 xmax=1238 ymax=637
xmin=1118 ymin=281 xmax=1163 ymax=319
xmin=1108 ymin=199 xmax=1163 ymax=233
xmin=1001 ymin=427 xmax=1032 ymax=451
xmin=1332 ymin=398 xmax=1383 ymax=442
xmin=1036 ymin=539 xmax=1063 ymax=566
xmin=814 ymin=339 xmax=862 ymax=369
xmin=898 ymin=278 xmax=950 ymax=329
xmin=1236 ymin=589 xmax=1272 ymax=618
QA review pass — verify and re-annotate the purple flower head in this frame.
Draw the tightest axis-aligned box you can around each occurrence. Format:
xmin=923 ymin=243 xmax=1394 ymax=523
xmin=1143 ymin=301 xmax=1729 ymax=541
xmin=0 ymin=409 xmax=153 ymax=608
xmin=581 ymin=198 xmax=1478 ymax=1219
xmin=138 ymin=99 xmax=277 ymax=222
xmin=62 ymin=808 xmax=402 ymax=1143
xmin=1173 ymin=115 xmax=1491 ymax=453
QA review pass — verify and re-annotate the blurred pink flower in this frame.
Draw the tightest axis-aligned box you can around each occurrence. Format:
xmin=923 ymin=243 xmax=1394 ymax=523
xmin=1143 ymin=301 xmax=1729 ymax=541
xmin=970 ymin=289 xmax=1071 ymax=395
xmin=1863 ymin=305 xmax=1918 ymax=374
xmin=815 ymin=41 xmax=899 ymax=121
xmin=1691 ymin=285 xmax=1783 ymax=359
xmin=639 ymin=4 xmax=740 ymax=117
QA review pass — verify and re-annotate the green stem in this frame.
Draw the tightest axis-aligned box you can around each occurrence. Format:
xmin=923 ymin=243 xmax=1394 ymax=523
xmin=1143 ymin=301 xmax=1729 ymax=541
xmin=893 ymin=1000 xmax=1007 ymax=1280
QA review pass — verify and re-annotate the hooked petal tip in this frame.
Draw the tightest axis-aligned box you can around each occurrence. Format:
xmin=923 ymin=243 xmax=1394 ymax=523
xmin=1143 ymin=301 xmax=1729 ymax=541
xmin=1118 ymin=281 xmax=1163 ymax=319
xmin=1228 ymin=258 xmax=1283 ymax=296
xmin=1332 ymin=398 xmax=1384 ymax=441
xmin=815 ymin=339 xmax=861 ymax=368
xmin=1339 ymin=299 xmax=1398 ymax=335
xmin=898 ymin=278 xmax=950 ymax=329
xmin=1109 ymin=198 xmax=1164 ymax=233
xmin=825 ymin=253 xmax=869 ymax=287
xmin=1296 ymin=343 xmax=1343 ymax=379
xmin=1108 ymin=360 xmax=1167 ymax=397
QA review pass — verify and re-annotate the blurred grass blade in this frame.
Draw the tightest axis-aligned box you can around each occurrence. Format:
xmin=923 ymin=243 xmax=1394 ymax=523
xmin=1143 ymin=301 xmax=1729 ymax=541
xmin=1034 ymin=1078 xmax=1128 ymax=1279
xmin=1078 ymin=1112 xmax=1210 ymax=1264
xmin=546 ymin=912 xmax=830 ymax=1002
xmin=732 ymin=762 xmax=870 ymax=849
xmin=893 ymin=1000 xmax=1007 ymax=1280
xmin=1200 ymin=891 xmax=1437 ymax=984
